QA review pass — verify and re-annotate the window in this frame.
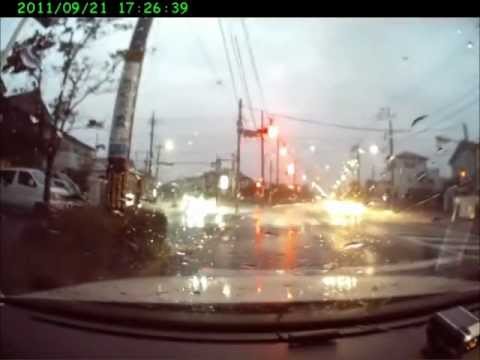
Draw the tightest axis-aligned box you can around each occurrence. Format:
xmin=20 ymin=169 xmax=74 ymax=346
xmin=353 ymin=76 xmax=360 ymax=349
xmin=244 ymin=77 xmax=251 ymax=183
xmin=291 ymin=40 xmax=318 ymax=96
xmin=18 ymin=171 xmax=37 ymax=188
xmin=0 ymin=170 xmax=15 ymax=185
xmin=53 ymin=180 xmax=67 ymax=189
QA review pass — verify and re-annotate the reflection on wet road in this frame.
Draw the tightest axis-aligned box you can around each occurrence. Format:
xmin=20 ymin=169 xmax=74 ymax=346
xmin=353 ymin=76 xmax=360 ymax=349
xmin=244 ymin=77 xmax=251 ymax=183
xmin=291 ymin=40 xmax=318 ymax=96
xmin=146 ymin=199 xmax=479 ymax=280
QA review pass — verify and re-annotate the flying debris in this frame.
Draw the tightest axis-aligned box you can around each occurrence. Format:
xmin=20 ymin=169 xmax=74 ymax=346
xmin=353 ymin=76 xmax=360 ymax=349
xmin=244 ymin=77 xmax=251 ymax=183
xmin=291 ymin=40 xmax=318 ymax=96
xmin=411 ymin=114 xmax=428 ymax=128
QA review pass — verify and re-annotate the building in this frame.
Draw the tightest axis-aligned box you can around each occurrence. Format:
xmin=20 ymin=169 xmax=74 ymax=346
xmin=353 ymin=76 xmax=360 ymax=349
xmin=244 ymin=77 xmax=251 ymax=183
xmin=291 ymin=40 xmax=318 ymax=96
xmin=0 ymin=90 xmax=95 ymax=173
xmin=55 ymin=132 xmax=95 ymax=172
xmin=449 ymin=140 xmax=480 ymax=192
xmin=389 ymin=151 xmax=442 ymax=198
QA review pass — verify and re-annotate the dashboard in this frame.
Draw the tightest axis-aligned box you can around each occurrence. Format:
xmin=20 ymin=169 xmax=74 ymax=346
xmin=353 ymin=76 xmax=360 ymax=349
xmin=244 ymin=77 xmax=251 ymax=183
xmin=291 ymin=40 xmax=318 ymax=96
xmin=2 ymin=302 xmax=479 ymax=359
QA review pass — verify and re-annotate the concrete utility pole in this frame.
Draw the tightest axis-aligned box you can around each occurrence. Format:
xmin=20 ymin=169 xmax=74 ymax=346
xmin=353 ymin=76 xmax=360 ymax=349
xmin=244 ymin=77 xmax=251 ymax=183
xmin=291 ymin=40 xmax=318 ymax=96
xmin=106 ymin=18 xmax=153 ymax=211
xmin=235 ymin=99 xmax=243 ymax=213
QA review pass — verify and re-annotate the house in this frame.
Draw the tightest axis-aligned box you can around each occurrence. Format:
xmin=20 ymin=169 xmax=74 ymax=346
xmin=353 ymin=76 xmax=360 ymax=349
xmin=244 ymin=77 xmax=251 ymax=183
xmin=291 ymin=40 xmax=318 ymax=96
xmin=449 ymin=140 xmax=480 ymax=192
xmin=0 ymin=90 xmax=95 ymax=173
xmin=388 ymin=151 xmax=441 ymax=198
xmin=55 ymin=132 xmax=95 ymax=172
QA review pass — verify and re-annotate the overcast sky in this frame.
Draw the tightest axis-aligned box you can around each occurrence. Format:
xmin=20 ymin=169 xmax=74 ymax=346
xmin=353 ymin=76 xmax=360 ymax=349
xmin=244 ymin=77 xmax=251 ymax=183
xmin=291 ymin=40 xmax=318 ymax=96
xmin=1 ymin=17 xmax=479 ymax=186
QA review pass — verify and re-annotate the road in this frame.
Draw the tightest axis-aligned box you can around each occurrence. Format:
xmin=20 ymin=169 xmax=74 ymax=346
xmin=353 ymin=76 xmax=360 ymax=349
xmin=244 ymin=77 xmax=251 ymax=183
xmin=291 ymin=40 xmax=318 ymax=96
xmin=143 ymin=198 xmax=479 ymax=281
xmin=1 ymin=198 xmax=478 ymax=295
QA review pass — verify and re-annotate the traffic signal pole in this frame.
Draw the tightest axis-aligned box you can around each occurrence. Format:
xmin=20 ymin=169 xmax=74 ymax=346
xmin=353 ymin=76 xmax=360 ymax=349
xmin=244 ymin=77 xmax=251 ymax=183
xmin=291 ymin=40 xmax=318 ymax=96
xmin=260 ymin=110 xmax=265 ymax=185
xmin=235 ymin=99 xmax=242 ymax=214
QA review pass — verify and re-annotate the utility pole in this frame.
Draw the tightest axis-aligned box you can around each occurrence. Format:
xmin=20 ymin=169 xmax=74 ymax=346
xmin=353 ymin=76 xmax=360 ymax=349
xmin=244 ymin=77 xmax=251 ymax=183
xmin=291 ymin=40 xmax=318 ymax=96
xmin=260 ymin=110 xmax=265 ymax=184
xmin=235 ymin=99 xmax=243 ymax=213
xmin=356 ymin=146 xmax=361 ymax=185
xmin=388 ymin=117 xmax=394 ymax=191
xmin=148 ymin=112 xmax=155 ymax=177
xmin=377 ymin=107 xmax=396 ymax=194
xmin=106 ymin=18 xmax=153 ymax=212
xmin=154 ymin=145 xmax=162 ymax=181
xmin=276 ymin=136 xmax=280 ymax=186
xmin=462 ymin=123 xmax=469 ymax=141
xmin=269 ymin=157 xmax=273 ymax=187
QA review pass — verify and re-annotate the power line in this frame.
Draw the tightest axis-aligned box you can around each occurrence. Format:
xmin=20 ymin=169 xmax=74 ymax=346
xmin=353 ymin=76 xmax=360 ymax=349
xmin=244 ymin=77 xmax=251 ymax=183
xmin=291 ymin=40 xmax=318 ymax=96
xmin=247 ymin=106 xmax=409 ymax=133
xmin=240 ymin=19 xmax=266 ymax=110
xmin=395 ymin=97 xmax=479 ymax=145
xmin=232 ymin=34 xmax=257 ymax=129
xmin=218 ymin=19 xmax=239 ymax=105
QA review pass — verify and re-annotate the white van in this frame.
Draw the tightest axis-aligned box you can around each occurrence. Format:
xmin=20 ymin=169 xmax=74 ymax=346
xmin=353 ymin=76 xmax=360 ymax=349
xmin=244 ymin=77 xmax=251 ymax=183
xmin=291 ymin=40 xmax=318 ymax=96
xmin=0 ymin=167 xmax=79 ymax=213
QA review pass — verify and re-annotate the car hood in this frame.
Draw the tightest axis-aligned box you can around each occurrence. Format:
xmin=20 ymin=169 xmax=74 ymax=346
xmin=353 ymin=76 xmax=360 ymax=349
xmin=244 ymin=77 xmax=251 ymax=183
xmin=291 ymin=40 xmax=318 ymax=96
xmin=13 ymin=270 xmax=479 ymax=305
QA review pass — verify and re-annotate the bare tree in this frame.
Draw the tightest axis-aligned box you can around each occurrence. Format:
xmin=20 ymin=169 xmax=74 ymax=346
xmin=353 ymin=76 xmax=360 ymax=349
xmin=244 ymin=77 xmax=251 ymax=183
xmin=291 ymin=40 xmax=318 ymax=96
xmin=18 ymin=18 xmax=132 ymax=204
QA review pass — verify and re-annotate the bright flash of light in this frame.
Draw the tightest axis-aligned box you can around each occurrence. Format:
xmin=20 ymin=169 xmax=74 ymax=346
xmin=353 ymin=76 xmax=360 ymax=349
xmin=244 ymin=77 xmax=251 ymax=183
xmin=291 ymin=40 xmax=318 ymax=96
xmin=180 ymin=194 xmax=218 ymax=228
xmin=165 ymin=139 xmax=175 ymax=151
xmin=369 ymin=144 xmax=379 ymax=155
xmin=218 ymin=175 xmax=229 ymax=190
xmin=287 ymin=163 xmax=295 ymax=175
xmin=322 ymin=199 xmax=366 ymax=226
xmin=268 ymin=125 xmax=279 ymax=139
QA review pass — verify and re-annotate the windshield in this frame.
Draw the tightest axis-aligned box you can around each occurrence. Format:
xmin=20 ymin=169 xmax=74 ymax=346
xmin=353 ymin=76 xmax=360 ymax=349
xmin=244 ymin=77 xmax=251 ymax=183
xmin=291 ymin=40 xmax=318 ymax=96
xmin=1 ymin=18 xmax=479 ymax=316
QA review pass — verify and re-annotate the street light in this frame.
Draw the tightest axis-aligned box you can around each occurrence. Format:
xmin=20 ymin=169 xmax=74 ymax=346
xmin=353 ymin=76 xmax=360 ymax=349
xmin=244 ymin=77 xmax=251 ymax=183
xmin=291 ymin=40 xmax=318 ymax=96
xmin=164 ymin=139 xmax=174 ymax=152
xmin=369 ymin=144 xmax=379 ymax=155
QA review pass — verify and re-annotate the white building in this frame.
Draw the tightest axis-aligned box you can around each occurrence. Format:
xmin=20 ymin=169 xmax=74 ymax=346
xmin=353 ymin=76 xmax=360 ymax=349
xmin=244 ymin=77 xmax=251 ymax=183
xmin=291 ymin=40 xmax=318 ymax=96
xmin=389 ymin=151 xmax=440 ymax=198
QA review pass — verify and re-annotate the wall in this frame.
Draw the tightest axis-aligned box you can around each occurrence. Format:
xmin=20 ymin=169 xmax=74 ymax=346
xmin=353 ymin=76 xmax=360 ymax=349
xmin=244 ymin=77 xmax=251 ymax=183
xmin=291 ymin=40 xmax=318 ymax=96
xmin=393 ymin=158 xmax=427 ymax=197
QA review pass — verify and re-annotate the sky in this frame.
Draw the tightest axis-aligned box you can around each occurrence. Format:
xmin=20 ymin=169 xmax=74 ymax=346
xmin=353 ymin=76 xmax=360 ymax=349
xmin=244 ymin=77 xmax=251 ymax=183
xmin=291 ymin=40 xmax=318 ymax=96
xmin=1 ymin=17 xmax=479 ymax=187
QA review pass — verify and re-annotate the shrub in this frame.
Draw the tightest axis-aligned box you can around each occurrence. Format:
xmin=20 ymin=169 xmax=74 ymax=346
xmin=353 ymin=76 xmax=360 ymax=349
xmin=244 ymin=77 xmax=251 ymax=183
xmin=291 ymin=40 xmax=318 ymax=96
xmin=4 ymin=206 xmax=169 ymax=294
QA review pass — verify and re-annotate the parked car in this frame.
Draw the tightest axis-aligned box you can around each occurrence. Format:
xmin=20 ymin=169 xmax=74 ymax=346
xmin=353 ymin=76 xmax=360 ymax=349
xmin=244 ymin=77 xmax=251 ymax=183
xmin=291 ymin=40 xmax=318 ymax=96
xmin=0 ymin=167 xmax=86 ymax=213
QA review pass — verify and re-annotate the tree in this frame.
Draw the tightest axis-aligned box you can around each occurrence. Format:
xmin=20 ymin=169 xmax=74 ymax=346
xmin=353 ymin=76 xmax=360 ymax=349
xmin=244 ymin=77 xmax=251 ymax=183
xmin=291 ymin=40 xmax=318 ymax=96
xmin=3 ymin=18 xmax=132 ymax=204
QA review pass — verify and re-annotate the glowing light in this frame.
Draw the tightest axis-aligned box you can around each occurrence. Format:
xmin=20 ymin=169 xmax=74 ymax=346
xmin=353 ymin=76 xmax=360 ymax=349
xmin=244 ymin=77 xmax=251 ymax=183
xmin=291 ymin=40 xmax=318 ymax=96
xmin=322 ymin=199 xmax=366 ymax=226
xmin=125 ymin=192 xmax=135 ymax=207
xmin=325 ymin=164 xmax=331 ymax=171
xmin=358 ymin=147 xmax=365 ymax=154
xmin=369 ymin=144 xmax=379 ymax=155
xmin=165 ymin=139 xmax=174 ymax=152
xmin=341 ymin=174 xmax=346 ymax=181
xmin=222 ymin=283 xmax=231 ymax=298
xmin=459 ymin=170 xmax=467 ymax=178
xmin=309 ymin=145 xmax=316 ymax=153
xmin=256 ymin=181 xmax=262 ymax=188
xmin=268 ymin=125 xmax=279 ymax=139
xmin=287 ymin=163 xmax=295 ymax=175
xmin=218 ymin=175 xmax=229 ymax=190
xmin=152 ymin=188 xmax=157 ymax=197
xmin=302 ymin=174 xmax=307 ymax=182
xmin=280 ymin=146 xmax=288 ymax=157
